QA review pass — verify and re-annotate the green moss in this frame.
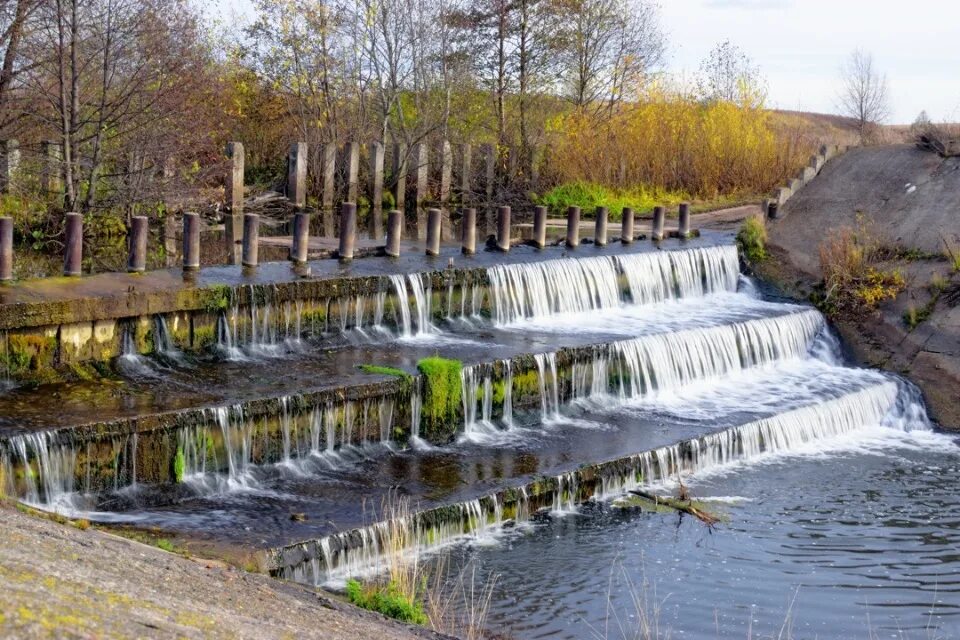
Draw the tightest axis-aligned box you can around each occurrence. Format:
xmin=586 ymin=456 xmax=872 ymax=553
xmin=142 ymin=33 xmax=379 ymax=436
xmin=345 ymin=579 xmax=427 ymax=625
xmin=192 ymin=324 xmax=217 ymax=350
xmin=203 ymin=285 xmax=233 ymax=313
xmin=358 ymin=364 xmax=411 ymax=380
xmin=416 ymin=357 xmax=463 ymax=442
xmin=172 ymin=447 xmax=186 ymax=483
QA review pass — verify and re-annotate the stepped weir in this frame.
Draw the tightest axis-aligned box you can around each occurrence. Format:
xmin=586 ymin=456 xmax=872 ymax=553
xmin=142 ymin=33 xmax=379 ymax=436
xmin=0 ymin=231 xmax=951 ymax=637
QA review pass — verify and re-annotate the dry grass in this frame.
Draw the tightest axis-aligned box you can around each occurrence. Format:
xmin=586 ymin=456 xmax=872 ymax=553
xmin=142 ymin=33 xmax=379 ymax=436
xmin=817 ymin=216 xmax=906 ymax=316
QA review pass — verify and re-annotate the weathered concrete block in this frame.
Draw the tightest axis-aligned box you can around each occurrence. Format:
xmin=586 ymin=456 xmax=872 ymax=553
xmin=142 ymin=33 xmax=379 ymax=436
xmin=801 ymin=166 xmax=817 ymax=184
xmin=775 ymin=186 xmax=792 ymax=205
xmin=226 ymin=142 xmax=244 ymax=215
xmin=392 ymin=143 xmax=407 ymax=212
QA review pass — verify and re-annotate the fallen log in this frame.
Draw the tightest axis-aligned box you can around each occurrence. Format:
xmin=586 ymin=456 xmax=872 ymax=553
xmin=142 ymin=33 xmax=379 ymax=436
xmin=628 ymin=489 xmax=720 ymax=527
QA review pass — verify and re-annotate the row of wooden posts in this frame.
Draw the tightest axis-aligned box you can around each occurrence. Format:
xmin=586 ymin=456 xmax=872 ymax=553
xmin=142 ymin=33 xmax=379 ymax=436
xmin=225 ymin=139 xmax=543 ymax=215
xmin=0 ymin=203 xmax=690 ymax=280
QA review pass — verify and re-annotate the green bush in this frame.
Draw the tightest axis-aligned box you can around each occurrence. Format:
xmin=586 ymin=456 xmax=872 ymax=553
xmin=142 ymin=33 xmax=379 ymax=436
xmin=345 ymin=579 xmax=427 ymax=625
xmin=416 ymin=356 xmax=463 ymax=442
xmin=536 ymin=181 xmax=689 ymax=219
xmin=736 ymin=216 xmax=767 ymax=263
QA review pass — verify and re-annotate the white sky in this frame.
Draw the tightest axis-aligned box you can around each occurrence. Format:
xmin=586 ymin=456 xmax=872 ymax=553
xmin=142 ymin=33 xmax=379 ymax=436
xmin=211 ymin=0 xmax=960 ymax=124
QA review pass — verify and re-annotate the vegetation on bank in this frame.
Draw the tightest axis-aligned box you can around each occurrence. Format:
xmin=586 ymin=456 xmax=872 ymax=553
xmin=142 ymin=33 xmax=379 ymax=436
xmin=813 ymin=217 xmax=906 ymax=317
xmin=346 ymin=579 xmax=428 ymax=625
xmin=736 ymin=216 xmax=768 ymax=265
xmin=536 ymin=182 xmax=689 ymax=218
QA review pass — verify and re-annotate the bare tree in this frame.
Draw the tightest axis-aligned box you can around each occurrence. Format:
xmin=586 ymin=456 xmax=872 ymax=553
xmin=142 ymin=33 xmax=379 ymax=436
xmin=698 ymin=40 xmax=766 ymax=107
xmin=838 ymin=49 xmax=890 ymax=143
xmin=557 ymin=0 xmax=664 ymax=115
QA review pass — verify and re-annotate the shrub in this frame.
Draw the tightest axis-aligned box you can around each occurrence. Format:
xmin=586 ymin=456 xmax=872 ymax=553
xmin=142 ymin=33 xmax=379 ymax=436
xmin=346 ymin=579 xmax=428 ymax=625
xmin=736 ymin=216 xmax=767 ymax=263
xmin=818 ymin=222 xmax=906 ymax=316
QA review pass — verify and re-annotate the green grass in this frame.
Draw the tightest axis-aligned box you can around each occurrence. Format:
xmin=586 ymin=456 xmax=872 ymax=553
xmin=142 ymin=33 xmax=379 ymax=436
xmin=535 ymin=181 xmax=690 ymax=219
xmin=345 ymin=579 xmax=427 ymax=625
xmin=736 ymin=216 xmax=767 ymax=264
xmin=358 ymin=364 xmax=412 ymax=380
xmin=155 ymin=539 xmax=176 ymax=552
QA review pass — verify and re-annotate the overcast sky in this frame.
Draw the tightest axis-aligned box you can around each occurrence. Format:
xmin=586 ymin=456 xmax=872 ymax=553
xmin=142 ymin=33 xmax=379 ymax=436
xmin=212 ymin=0 xmax=960 ymax=124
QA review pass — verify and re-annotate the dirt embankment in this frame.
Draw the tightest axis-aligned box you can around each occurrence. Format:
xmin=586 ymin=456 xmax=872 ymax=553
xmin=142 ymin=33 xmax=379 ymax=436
xmin=760 ymin=144 xmax=960 ymax=429
xmin=0 ymin=505 xmax=449 ymax=640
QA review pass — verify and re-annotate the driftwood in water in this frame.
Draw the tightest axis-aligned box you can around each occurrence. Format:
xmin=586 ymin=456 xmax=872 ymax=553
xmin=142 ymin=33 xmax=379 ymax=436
xmin=628 ymin=489 xmax=720 ymax=526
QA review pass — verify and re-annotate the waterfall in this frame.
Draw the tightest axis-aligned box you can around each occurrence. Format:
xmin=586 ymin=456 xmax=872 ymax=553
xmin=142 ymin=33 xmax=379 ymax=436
xmin=389 ymin=275 xmax=413 ymax=337
xmin=275 ymin=380 xmax=905 ymax=586
xmin=3 ymin=432 xmax=77 ymax=508
xmin=214 ymin=405 xmax=257 ymax=488
xmin=379 ymin=397 xmax=395 ymax=444
xmin=117 ymin=322 xmax=153 ymax=376
xmin=502 ymin=360 xmax=514 ymax=428
xmin=488 ymin=256 xmax=621 ymax=325
xmin=153 ymin=315 xmax=182 ymax=360
xmin=410 ymin=377 xmax=423 ymax=442
xmin=461 ymin=363 xmax=497 ymax=435
xmin=617 ymin=245 xmax=739 ymax=304
xmin=534 ymin=353 xmax=561 ymax=421
xmin=486 ymin=245 xmax=741 ymax=325
xmin=586 ymin=309 xmax=824 ymax=402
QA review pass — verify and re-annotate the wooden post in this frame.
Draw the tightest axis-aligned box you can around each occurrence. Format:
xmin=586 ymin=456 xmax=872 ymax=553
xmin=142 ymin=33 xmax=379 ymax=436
xmin=496 ymin=206 xmax=511 ymax=252
xmin=413 ymin=142 xmax=429 ymax=208
xmin=483 ymin=144 xmax=495 ymax=203
xmin=64 ymin=212 xmax=83 ymax=276
xmin=0 ymin=140 xmax=19 ymax=194
xmin=42 ymin=141 xmax=62 ymax=196
xmin=652 ymin=206 xmax=665 ymax=241
xmin=565 ymin=206 xmax=580 ymax=248
xmin=439 ymin=140 xmax=452 ymax=205
xmin=425 ymin=208 xmax=442 ymax=256
xmin=338 ymin=202 xmax=357 ymax=260
xmin=369 ymin=141 xmax=385 ymax=221
xmin=182 ymin=212 xmax=200 ymax=270
xmin=459 ymin=143 xmax=472 ymax=201
xmin=392 ymin=142 xmax=408 ymax=214
xmin=287 ymin=141 xmax=307 ymax=209
xmin=385 ymin=209 xmax=402 ymax=257
xmin=242 ymin=213 xmax=259 ymax=267
xmin=0 ymin=217 xmax=12 ymax=281
xmin=461 ymin=208 xmax=477 ymax=255
xmin=291 ymin=212 xmax=310 ymax=263
xmin=621 ymin=207 xmax=635 ymax=244
xmin=128 ymin=216 xmax=148 ymax=273
xmin=345 ymin=142 xmax=360 ymax=203
xmin=322 ymin=142 xmax=336 ymax=211
xmin=532 ymin=205 xmax=547 ymax=249
xmin=678 ymin=202 xmax=691 ymax=238
xmin=594 ymin=206 xmax=608 ymax=247
xmin=226 ymin=142 xmax=244 ymax=260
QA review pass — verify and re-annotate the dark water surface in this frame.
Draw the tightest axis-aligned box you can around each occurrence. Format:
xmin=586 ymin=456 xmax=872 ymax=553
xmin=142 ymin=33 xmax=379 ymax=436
xmin=430 ymin=426 xmax=960 ymax=639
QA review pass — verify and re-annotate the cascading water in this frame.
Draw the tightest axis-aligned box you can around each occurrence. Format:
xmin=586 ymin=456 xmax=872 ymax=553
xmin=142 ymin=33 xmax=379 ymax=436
xmin=486 ymin=245 xmax=740 ymax=325
xmin=277 ymin=379 xmax=912 ymax=585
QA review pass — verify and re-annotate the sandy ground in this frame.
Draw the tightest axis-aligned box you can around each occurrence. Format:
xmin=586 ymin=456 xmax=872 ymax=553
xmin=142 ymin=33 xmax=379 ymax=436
xmin=0 ymin=504 xmax=450 ymax=640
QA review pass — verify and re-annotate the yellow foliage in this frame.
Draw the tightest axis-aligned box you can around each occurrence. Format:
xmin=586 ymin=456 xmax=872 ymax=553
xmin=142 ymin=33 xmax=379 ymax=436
xmin=546 ymin=84 xmax=816 ymax=198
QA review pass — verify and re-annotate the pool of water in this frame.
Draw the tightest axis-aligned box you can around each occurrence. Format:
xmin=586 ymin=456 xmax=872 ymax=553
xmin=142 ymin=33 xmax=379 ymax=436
xmin=429 ymin=424 xmax=960 ymax=639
